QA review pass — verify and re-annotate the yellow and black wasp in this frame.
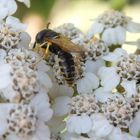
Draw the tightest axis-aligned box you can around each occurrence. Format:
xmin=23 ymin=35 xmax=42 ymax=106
xmin=33 ymin=23 xmax=84 ymax=86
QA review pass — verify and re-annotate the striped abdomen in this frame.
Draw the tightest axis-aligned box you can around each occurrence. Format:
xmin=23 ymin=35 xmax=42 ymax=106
xmin=49 ymin=43 xmax=76 ymax=86
xmin=58 ymin=51 xmax=75 ymax=86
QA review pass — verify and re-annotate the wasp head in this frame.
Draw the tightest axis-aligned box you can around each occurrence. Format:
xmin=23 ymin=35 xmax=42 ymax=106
xmin=33 ymin=29 xmax=59 ymax=49
xmin=36 ymin=29 xmax=59 ymax=44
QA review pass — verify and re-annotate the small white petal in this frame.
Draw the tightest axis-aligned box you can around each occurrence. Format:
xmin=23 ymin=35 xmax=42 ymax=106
xmin=77 ymin=72 xmax=99 ymax=94
xmin=7 ymin=0 xmax=17 ymax=15
xmin=93 ymin=92 xmax=125 ymax=113
xmin=48 ymin=116 xmax=65 ymax=134
xmin=123 ymin=133 xmax=139 ymax=140
xmin=103 ymin=52 xmax=119 ymax=62
xmin=1 ymin=85 xmax=17 ymax=101
xmin=90 ymin=114 xmax=113 ymax=138
xmin=94 ymin=87 xmax=112 ymax=103
xmin=126 ymin=21 xmax=140 ymax=33
xmin=0 ymin=8 xmax=8 ymax=20
xmin=6 ymin=135 xmax=22 ymax=140
xmin=108 ymin=127 xmax=125 ymax=140
xmin=17 ymin=32 xmax=31 ymax=49
xmin=102 ymin=26 xmax=126 ymax=45
xmin=61 ymin=132 xmax=76 ymax=140
xmin=114 ymin=48 xmax=127 ymax=57
xmin=0 ymin=49 xmax=6 ymax=60
xmin=102 ymin=28 xmax=116 ymax=45
xmin=17 ymin=0 xmax=30 ymax=8
xmin=103 ymin=48 xmax=127 ymax=63
xmin=37 ymin=71 xmax=52 ymax=91
xmin=6 ymin=16 xmax=27 ymax=31
xmin=31 ymin=93 xmax=53 ymax=122
xmin=37 ymin=60 xmax=50 ymax=72
xmin=49 ymin=83 xmax=74 ymax=99
xmin=67 ymin=115 xmax=92 ymax=134
xmin=115 ymin=26 xmax=126 ymax=44
xmin=87 ymin=21 xmax=104 ymax=39
xmin=0 ymin=64 xmax=12 ymax=89
xmin=0 ymin=104 xmax=15 ymax=135
xmin=61 ymin=132 xmax=81 ymax=140
xmin=71 ymin=136 xmax=90 ymax=140
xmin=0 ymin=112 xmax=8 ymax=134
xmin=129 ymin=111 xmax=140 ymax=137
xmin=0 ymin=0 xmax=17 ymax=19
xmin=98 ymin=67 xmax=120 ymax=91
xmin=85 ymin=59 xmax=105 ymax=75
xmin=121 ymin=80 xmax=137 ymax=98
xmin=52 ymin=96 xmax=71 ymax=116
xmin=35 ymin=122 xmax=50 ymax=140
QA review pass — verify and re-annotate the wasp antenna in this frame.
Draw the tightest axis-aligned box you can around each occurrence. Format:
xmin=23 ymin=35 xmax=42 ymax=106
xmin=33 ymin=41 xmax=36 ymax=48
xmin=46 ymin=22 xmax=51 ymax=29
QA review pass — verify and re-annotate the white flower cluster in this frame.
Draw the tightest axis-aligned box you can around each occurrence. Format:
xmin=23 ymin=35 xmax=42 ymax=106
xmin=47 ymin=10 xmax=140 ymax=140
xmin=0 ymin=1 xmax=53 ymax=140
xmin=87 ymin=10 xmax=140 ymax=46
xmin=0 ymin=2 xmax=140 ymax=140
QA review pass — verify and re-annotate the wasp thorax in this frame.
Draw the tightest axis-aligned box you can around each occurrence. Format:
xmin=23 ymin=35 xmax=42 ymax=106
xmin=7 ymin=105 xmax=37 ymax=137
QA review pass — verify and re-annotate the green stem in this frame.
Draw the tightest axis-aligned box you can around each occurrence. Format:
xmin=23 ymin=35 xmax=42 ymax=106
xmin=109 ymin=44 xmax=122 ymax=52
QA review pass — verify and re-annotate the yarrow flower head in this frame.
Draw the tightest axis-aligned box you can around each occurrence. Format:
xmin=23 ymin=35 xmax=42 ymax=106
xmin=6 ymin=104 xmax=37 ymax=137
xmin=0 ymin=62 xmax=38 ymax=103
xmin=66 ymin=95 xmax=101 ymax=134
xmin=97 ymin=10 xmax=130 ymax=28
xmin=1 ymin=1 xmax=140 ymax=139
xmin=0 ymin=48 xmax=52 ymax=103
xmin=87 ymin=10 xmax=140 ymax=45
xmin=54 ymin=23 xmax=86 ymax=46
xmin=116 ymin=54 xmax=140 ymax=81
xmin=0 ymin=16 xmax=29 ymax=51
xmin=99 ymin=48 xmax=139 ymax=98
xmin=84 ymin=39 xmax=109 ymax=61
xmin=0 ymin=23 xmax=21 ymax=50
xmin=102 ymin=97 xmax=134 ymax=131
xmin=70 ymin=95 xmax=100 ymax=116
xmin=0 ymin=93 xmax=53 ymax=140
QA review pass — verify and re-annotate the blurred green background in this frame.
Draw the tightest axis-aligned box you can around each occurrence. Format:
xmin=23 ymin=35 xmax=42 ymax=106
xmin=16 ymin=0 xmax=140 ymax=18
xmin=15 ymin=0 xmax=140 ymax=53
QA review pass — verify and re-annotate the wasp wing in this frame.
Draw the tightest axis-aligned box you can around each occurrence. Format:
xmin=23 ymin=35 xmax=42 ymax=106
xmin=47 ymin=35 xmax=84 ymax=53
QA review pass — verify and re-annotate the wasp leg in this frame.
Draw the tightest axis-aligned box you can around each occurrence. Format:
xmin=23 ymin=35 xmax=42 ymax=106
xmin=31 ymin=42 xmax=52 ymax=69
xmin=43 ymin=42 xmax=52 ymax=58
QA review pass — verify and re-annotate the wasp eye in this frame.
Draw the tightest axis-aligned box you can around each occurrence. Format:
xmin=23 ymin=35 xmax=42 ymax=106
xmin=35 ymin=29 xmax=48 ymax=44
xmin=36 ymin=33 xmax=44 ymax=43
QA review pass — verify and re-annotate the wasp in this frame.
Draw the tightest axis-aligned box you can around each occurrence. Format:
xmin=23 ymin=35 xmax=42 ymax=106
xmin=33 ymin=23 xmax=84 ymax=86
